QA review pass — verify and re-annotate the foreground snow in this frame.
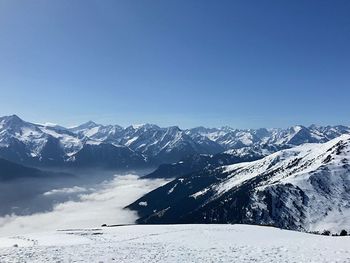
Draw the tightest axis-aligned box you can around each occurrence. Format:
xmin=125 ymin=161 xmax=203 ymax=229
xmin=0 ymin=224 xmax=349 ymax=262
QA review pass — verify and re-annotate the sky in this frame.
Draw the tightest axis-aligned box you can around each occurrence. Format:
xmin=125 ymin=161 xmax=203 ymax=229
xmin=0 ymin=0 xmax=349 ymax=129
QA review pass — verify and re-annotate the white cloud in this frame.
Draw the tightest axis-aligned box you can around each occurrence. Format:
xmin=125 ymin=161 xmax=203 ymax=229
xmin=42 ymin=186 xmax=88 ymax=196
xmin=0 ymin=175 xmax=168 ymax=236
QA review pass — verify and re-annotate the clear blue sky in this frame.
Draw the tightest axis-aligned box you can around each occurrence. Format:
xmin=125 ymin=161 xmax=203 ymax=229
xmin=0 ymin=0 xmax=349 ymax=128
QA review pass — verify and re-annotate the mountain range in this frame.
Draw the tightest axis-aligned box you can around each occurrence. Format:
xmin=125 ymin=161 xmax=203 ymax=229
xmin=1 ymin=114 xmax=350 ymax=233
xmin=1 ymin=114 xmax=349 ymax=171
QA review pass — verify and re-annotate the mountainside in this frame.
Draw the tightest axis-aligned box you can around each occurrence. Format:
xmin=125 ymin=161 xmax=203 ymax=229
xmin=69 ymin=121 xmax=124 ymax=142
xmin=1 ymin=114 xmax=349 ymax=171
xmin=128 ymin=135 xmax=350 ymax=233
xmin=70 ymin=142 xmax=147 ymax=169
xmin=0 ymin=158 xmax=44 ymax=181
xmin=0 ymin=158 xmax=70 ymax=181
xmin=143 ymin=146 xmax=266 ymax=179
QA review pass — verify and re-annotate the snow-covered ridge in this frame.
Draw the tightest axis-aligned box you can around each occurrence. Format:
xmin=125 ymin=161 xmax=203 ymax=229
xmin=0 ymin=114 xmax=349 ymax=168
xmin=198 ymin=134 xmax=350 ymax=232
xmin=129 ymin=135 xmax=350 ymax=233
xmin=215 ymin=134 xmax=350 ymax=196
xmin=0 ymin=115 xmax=224 ymax=166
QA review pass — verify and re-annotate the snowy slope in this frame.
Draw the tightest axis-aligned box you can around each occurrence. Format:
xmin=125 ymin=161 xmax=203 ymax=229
xmin=69 ymin=121 xmax=123 ymax=142
xmin=0 ymin=115 xmax=50 ymax=161
xmin=208 ymin=134 xmax=350 ymax=232
xmin=0 ymin=115 xmax=84 ymax=166
xmin=37 ymin=124 xmax=83 ymax=156
xmin=0 ymin=224 xmax=349 ymax=263
xmin=129 ymin=135 xmax=350 ymax=233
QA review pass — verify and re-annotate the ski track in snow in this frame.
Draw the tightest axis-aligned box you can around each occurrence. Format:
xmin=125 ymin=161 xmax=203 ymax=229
xmin=0 ymin=224 xmax=349 ymax=263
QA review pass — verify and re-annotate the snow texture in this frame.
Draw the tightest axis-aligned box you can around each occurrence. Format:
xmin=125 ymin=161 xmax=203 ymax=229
xmin=0 ymin=224 xmax=349 ymax=262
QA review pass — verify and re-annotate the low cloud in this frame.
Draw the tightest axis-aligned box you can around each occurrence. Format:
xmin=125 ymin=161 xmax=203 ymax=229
xmin=0 ymin=175 xmax=168 ymax=236
xmin=42 ymin=186 xmax=89 ymax=196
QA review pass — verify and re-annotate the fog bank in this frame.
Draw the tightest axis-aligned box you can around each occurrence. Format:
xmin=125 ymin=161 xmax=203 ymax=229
xmin=0 ymin=175 xmax=168 ymax=236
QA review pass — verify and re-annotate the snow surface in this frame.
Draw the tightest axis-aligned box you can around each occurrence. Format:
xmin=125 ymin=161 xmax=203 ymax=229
xmin=0 ymin=224 xmax=349 ymax=262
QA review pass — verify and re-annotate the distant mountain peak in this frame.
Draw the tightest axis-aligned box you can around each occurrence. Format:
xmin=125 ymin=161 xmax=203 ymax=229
xmin=0 ymin=114 xmax=24 ymax=124
xmin=166 ymin=126 xmax=181 ymax=132
xmin=0 ymin=115 xmax=37 ymax=133
xmin=81 ymin=120 xmax=99 ymax=127
xmin=220 ymin=126 xmax=234 ymax=132
xmin=129 ymin=123 xmax=160 ymax=130
xmin=69 ymin=121 xmax=101 ymax=131
xmin=0 ymin=114 xmax=349 ymax=169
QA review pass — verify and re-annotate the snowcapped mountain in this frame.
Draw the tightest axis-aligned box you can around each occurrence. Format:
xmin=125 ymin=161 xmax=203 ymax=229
xmin=0 ymin=115 xmax=349 ymax=172
xmin=2 ymin=115 xmax=350 ymax=233
xmin=128 ymin=134 xmax=350 ymax=233
xmin=0 ymin=115 xmax=61 ymax=166
xmin=0 ymin=115 xmax=144 ymax=168
xmin=0 ymin=115 xmax=224 ymax=168
xmin=188 ymin=125 xmax=350 ymax=150
xmin=77 ymin=123 xmax=224 ymax=164
xmin=69 ymin=121 xmax=124 ymax=142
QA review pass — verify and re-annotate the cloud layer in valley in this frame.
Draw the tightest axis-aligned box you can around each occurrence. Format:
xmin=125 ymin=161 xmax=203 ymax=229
xmin=0 ymin=175 xmax=168 ymax=236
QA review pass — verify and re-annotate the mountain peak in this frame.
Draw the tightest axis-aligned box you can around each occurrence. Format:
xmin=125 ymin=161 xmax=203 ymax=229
xmin=1 ymin=114 xmax=23 ymax=123
xmin=166 ymin=126 xmax=181 ymax=132
xmin=129 ymin=123 xmax=160 ymax=130
xmin=83 ymin=120 xmax=98 ymax=127
xmin=0 ymin=115 xmax=29 ymax=129
xmin=290 ymin=125 xmax=307 ymax=132
xmin=220 ymin=126 xmax=235 ymax=132
xmin=71 ymin=121 xmax=100 ymax=130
